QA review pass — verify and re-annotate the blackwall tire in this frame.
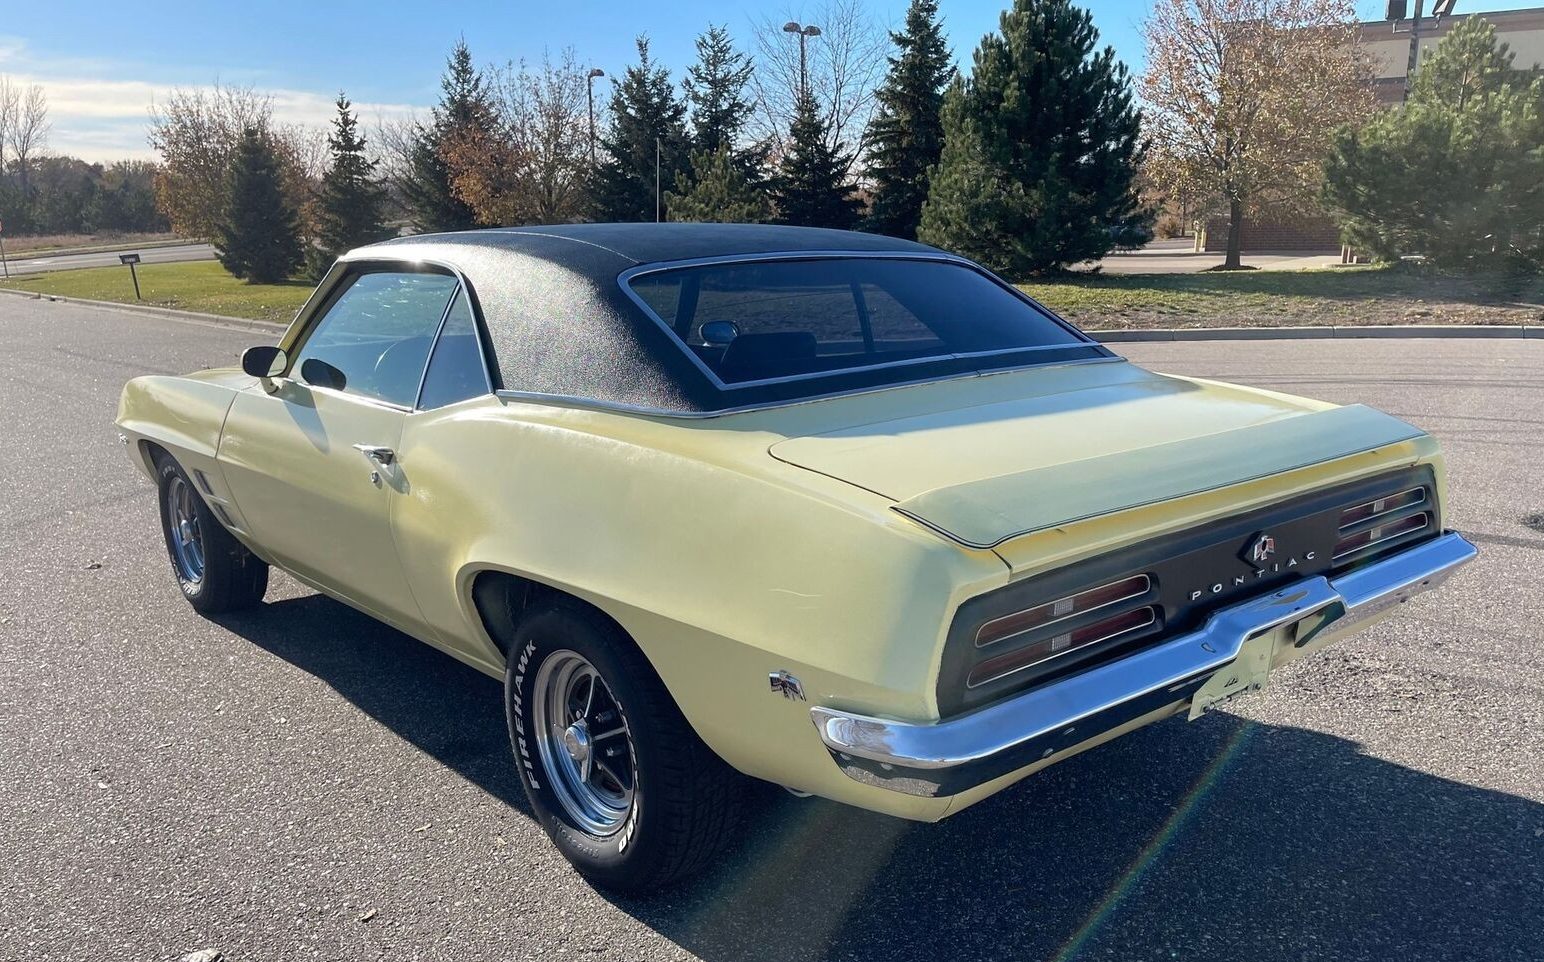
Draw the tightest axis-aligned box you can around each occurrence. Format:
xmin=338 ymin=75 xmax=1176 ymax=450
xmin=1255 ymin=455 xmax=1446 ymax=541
xmin=154 ymin=455 xmax=268 ymax=614
xmin=505 ymin=601 xmax=742 ymax=891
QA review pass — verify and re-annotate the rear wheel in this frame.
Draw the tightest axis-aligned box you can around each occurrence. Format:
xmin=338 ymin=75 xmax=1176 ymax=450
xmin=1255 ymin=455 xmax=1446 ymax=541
xmin=505 ymin=602 xmax=742 ymax=891
xmin=154 ymin=455 xmax=268 ymax=614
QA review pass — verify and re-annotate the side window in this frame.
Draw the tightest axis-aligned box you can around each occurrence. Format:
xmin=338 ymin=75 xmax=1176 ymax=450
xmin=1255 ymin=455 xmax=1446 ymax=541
xmin=417 ymin=289 xmax=492 ymax=409
xmin=291 ymin=271 xmax=459 ymax=407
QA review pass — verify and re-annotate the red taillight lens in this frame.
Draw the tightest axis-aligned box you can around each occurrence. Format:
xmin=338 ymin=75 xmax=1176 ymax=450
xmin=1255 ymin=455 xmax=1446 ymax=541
xmin=1338 ymin=488 xmax=1426 ymax=530
xmin=974 ymin=574 xmax=1151 ymax=648
xmin=968 ymin=606 xmax=1157 ymax=688
xmin=1334 ymin=512 xmax=1430 ymax=561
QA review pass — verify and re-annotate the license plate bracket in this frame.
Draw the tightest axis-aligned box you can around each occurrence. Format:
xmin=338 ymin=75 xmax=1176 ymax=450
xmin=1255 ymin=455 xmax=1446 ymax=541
xmin=1188 ymin=627 xmax=1280 ymax=720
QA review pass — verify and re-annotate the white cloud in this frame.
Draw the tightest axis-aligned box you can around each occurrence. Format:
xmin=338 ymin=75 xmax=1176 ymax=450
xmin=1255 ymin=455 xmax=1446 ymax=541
xmin=0 ymin=37 xmax=428 ymax=162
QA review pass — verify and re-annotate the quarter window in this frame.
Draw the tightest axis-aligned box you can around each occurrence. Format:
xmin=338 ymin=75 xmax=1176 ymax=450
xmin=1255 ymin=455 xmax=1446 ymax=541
xmin=291 ymin=270 xmax=460 ymax=407
xmin=417 ymin=289 xmax=492 ymax=409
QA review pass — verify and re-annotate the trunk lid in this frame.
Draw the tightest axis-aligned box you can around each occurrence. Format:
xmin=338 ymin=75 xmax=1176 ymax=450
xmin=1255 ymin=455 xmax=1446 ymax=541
xmin=769 ymin=364 xmax=1427 ymax=550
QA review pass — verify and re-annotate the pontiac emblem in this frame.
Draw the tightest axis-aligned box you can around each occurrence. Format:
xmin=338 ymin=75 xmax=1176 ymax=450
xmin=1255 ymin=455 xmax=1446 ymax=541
xmin=1243 ymin=532 xmax=1277 ymax=567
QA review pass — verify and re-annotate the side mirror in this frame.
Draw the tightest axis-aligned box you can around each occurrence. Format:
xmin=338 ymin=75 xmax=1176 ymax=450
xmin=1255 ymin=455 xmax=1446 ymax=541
xmin=300 ymin=357 xmax=347 ymax=392
xmin=699 ymin=320 xmax=740 ymax=346
xmin=241 ymin=344 xmax=287 ymax=378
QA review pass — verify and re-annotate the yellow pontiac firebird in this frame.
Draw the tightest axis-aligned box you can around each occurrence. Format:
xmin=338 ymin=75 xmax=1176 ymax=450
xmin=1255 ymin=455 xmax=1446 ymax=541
xmin=116 ymin=224 xmax=1475 ymax=890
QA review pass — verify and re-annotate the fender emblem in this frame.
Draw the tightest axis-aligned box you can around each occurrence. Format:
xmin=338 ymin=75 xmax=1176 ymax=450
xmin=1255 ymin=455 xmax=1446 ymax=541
xmin=769 ymin=671 xmax=806 ymax=701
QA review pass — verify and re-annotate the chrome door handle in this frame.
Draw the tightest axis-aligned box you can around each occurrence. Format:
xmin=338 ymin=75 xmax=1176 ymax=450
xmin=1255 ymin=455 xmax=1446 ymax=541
xmin=352 ymin=444 xmax=396 ymax=466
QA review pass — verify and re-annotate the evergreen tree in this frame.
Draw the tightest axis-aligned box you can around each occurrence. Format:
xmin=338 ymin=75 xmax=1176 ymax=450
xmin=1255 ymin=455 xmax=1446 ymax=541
xmin=311 ymin=94 xmax=392 ymax=278
xmin=402 ymin=40 xmax=494 ymax=233
xmin=863 ymin=0 xmax=953 ymax=240
xmin=666 ymin=146 xmax=771 ymax=222
xmin=217 ymin=127 xmax=303 ymax=283
xmin=590 ymin=37 xmax=691 ymax=222
xmin=1323 ymin=17 xmax=1544 ymax=269
xmin=683 ymin=25 xmax=757 ymax=158
xmin=771 ymin=92 xmax=859 ymax=229
xmin=919 ymin=0 xmax=1150 ymax=275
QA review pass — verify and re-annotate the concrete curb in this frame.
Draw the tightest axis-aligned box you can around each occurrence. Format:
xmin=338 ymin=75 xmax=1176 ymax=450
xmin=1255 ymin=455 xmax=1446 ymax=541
xmin=1090 ymin=324 xmax=1542 ymax=342
xmin=0 ymin=286 xmax=288 ymax=334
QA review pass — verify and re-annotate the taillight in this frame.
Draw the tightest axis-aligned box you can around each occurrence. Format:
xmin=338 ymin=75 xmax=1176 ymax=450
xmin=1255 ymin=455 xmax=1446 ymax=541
xmin=1334 ymin=486 xmax=1431 ymax=564
xmin=974 ymin=574 xmax=1150 ymax=648
xmin=967 ymin=606 xmax=1156 ymax=688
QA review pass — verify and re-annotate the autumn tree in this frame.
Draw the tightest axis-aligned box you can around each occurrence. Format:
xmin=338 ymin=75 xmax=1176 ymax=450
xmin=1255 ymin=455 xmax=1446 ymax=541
xmin=590 ymin=37 xmax=691 ymax=222
xmin=442 ymin=50 xmax=594 ymax=226
xmin=1323 ymin=16 xmax=1544 ymax=269
xmin=920 ymin=0 xmax=1149 ymax=276
xmin=402 ymin=40 xmax=495 ymax=232
xmin=149 ymin=84 xmax=313 ymax=240
xmin=218 ymin=127 xmax=303 ymax=282
xmin=1141 ymin=0 xmax=1375 ymax=268
xmin=309 ymin=94 xmax=392 ymax=277
xmin=863 ymin=0 xmax=953 ymax=239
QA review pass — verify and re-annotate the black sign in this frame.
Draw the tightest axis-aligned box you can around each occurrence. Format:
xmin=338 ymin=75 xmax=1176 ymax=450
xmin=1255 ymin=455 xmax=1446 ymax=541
xmin=119 ymin=253 xmax=141 ymax=265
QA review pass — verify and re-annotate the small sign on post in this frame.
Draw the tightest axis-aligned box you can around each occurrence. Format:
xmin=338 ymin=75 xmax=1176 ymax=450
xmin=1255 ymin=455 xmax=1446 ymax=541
xmin=119 ymin=252 xmax=142 ymax=300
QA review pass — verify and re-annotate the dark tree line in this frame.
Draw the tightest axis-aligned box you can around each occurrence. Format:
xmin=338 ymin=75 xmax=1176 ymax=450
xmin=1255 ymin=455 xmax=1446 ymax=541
xmin=390 ymin=0 xmax=1151 ymax=274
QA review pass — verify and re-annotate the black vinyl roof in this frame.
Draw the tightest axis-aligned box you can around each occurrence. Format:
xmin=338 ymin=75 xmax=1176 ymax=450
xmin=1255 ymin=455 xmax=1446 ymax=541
xmin=350 ymin=224 xmax=1105 ymax=414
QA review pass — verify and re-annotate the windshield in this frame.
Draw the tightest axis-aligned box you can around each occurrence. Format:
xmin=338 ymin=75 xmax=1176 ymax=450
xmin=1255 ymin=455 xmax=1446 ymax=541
xmin=626 ymin=257 xmax=1089 ymax=386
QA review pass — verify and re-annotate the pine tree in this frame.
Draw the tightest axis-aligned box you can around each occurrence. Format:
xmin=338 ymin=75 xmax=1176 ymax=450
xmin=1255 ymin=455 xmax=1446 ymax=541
xmin=771 ymin=92 xmax=859 ymax=229
xmin=402 ymin=40 xmax=494 ymax=233
xmin=863 ymin=0 xmax=953 ymax=240
xmin=919 ymin=0 xmax=1150 ymax=275
xmin=310 ymin=94 xmax=392 ymax=278
xmin=590 ymin=37 xmax=691 ymax=222
xmin=666 ymin=146 xmax=771 ymax=222
xmin=217 ymin=127 xmax=303 ymax=283
xmin=684 ymin=25 xmax=757 ymax=157
xmin=1323 ymin=17 xmax=1544 ymax=269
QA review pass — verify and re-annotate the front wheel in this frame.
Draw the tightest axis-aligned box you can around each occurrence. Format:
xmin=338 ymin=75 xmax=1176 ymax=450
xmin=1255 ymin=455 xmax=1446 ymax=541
xmin=154 ymin=455 xmax=268 ymax=614
xmin=505 ymin=602 xmax=742 ymax=891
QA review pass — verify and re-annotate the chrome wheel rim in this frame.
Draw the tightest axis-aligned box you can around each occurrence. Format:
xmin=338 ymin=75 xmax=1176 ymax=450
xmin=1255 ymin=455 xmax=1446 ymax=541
xmin=532 ymin=650 xmax=636 ymax=836
xmin=166 ymin=475 xmax=205 ymax=585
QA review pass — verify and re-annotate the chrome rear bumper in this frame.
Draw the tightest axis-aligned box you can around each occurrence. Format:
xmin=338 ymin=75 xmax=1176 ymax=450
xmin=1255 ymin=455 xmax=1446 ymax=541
xmin=810 ymin=531 xmax=1477 ymax=798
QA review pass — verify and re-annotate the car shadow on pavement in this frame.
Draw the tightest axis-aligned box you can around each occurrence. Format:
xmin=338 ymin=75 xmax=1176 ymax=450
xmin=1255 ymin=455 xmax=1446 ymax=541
xmin=619 ymin=717 xmax=1542 ymax=962
xmin=213 ymin=594 xmax=530 ymax=816
xmin=217 ymin=594 xmax=1540 ymax=962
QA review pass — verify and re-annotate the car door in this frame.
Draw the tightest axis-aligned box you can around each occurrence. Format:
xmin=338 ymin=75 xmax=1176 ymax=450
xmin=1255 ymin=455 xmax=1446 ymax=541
xmin=218 ymin=266 xmax=461 ymax=631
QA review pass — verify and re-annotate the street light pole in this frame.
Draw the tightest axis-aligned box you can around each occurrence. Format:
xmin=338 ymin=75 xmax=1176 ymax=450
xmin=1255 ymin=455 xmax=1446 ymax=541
xmin=1402 ymin=0 xmax=1426 ymax=103
xmin=586 ymin=68 xmax=605 ymax=166
xmin=782 ymin=21 xmax=822 ymax=100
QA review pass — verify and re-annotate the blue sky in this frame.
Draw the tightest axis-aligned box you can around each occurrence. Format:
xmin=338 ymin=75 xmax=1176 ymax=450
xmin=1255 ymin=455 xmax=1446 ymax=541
xmin=0 ymin=0 xmax=1536 ymax=160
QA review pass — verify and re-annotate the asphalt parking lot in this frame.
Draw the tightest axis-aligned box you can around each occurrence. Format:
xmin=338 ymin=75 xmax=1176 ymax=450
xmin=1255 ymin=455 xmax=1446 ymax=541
xmin=1 ymin=298 xmax=1540 ymax=962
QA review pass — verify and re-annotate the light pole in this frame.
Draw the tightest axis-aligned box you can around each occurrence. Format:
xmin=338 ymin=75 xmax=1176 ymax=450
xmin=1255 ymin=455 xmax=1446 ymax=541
xmin=586 ymin=68 xmax=605 ymax=165
xmin=781 ymin=21 xmax=822 ymax=100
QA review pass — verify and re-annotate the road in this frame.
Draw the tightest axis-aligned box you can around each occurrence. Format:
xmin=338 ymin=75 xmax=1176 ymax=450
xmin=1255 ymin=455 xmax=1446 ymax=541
xmin=1088 ymin=237 xmax=1343 ymax=273
xmin=1 ymin=242 xmax=216 ymax=276
xmin=1 ymin=299 xmax=1540 ymax=962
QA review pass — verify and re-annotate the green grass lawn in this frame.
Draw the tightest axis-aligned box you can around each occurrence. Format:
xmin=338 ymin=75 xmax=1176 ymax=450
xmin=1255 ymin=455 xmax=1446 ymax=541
xmin=5 ymin=256 xmax=1542 ymax=330
xmin=2 ymin=260 xmax=313 ymax=323
xmin=1023 ymin=265 xmax=1544 ymax=329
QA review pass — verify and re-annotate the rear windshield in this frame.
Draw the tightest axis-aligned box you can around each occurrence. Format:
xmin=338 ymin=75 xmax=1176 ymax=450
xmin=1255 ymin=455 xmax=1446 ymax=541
xmin=626 ymin=257 xmax=1087 ymax=386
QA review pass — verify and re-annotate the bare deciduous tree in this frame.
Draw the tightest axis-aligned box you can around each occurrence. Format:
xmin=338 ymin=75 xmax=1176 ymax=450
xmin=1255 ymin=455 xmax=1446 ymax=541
xmin=1140 ymin=0 xmax=1375 ymax=267
xmin=0 ymin=78 xmax=51 ymax=195
xmin=443 ymin=49 xmax=592 ymax=225
xmin=750 ymin=0 xmax=888 ymax=175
